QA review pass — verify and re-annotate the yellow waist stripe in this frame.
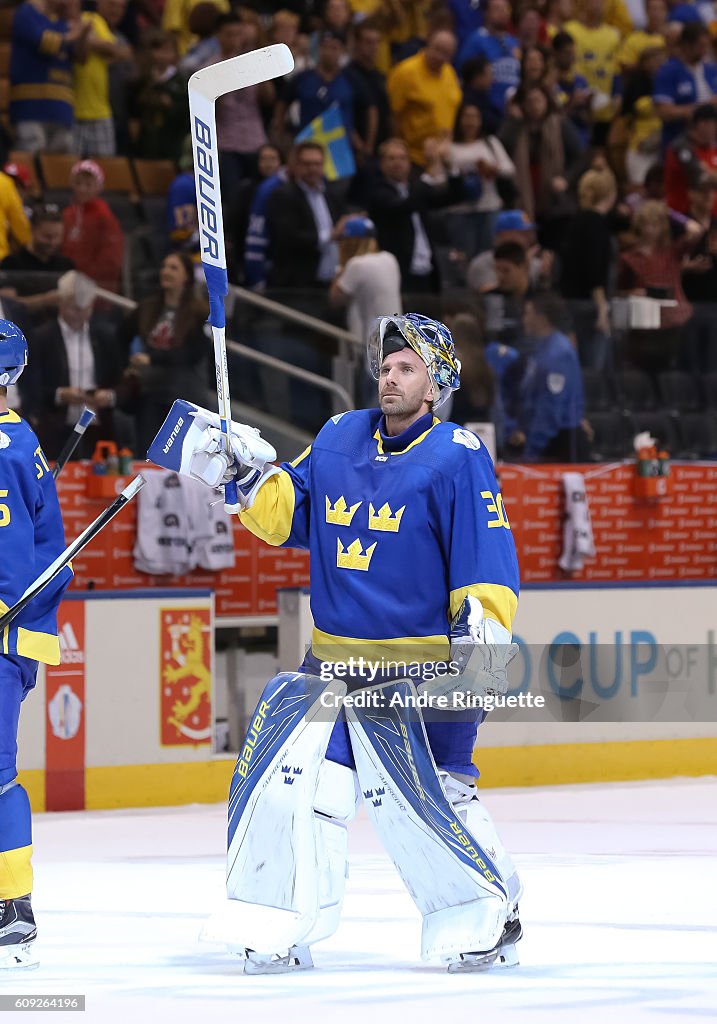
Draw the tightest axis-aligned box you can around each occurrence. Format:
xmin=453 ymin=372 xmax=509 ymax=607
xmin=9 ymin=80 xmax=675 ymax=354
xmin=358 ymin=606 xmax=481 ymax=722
xmin=10 ymin=83 xmax=74 ymax=105
xmin=0 ymin=845 xmax=33 ymax=901
xmin=17 ymin=627 xmax=60 ymax=666
xmin=449 ymin=583 xmax=518 ymax=632
xmin=312 ymin=627 xmax=450 ymax=665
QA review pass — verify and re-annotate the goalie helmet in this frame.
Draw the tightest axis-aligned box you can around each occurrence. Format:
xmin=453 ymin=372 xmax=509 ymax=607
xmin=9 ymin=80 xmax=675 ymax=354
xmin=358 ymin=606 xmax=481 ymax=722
xmin=367 ymin=313 xmax=461 ymax=409
xmin=0 ymin=320 xmax=28 ymax=386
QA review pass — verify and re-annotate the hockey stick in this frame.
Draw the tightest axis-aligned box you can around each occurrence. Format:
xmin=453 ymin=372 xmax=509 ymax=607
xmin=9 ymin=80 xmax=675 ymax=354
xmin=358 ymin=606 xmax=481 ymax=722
xmin=52 ymin=405 xmax=96 ymax=480
xmin=0 ymin=474 xmax=145 ymax=632
xmin=188 ymin=44 xmax=294 ymax=514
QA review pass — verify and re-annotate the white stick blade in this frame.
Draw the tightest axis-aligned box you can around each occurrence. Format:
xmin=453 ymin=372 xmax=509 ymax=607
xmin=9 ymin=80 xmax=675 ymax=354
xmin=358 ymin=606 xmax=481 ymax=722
xmin=188 ymin=44 xmax=295 ymax=101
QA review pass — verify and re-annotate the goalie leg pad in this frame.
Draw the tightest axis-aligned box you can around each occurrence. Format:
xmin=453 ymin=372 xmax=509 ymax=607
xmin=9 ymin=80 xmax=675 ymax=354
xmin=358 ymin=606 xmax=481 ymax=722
xmin=345 ymin=679 xmax=508 ymax=963
xmin=203 ymin=672 xmax=349 ymax=956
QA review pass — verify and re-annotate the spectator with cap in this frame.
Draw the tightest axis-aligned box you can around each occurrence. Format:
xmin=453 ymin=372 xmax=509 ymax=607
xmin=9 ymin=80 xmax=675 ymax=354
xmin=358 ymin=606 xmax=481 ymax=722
xmin=387 ymin=29 xmax=462 ymax=167
xmin=653 ymin=22 xmax=717 ymax=147
xmin=61 ymin=160 xmax=125 ymax=293
xmin=330 ymin=215 xmax=401 ymax=341
xmin=664 ymin=104 xmax=717 ymax=216
xmin=273 ymin=31 xmax=363 ymax=152
xmin=466 ymin=208 xmax=553 ymax=293
xmin=0 ymin=204 xmax=74 ymax=317
xmin=0 ymin=167 xmax=31 ymax=263
xmin=73 ymin=0 xmax=132 ymax=156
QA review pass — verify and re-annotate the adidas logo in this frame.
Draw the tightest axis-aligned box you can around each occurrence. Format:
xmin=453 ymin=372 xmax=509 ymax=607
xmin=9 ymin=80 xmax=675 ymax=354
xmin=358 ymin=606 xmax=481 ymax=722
xmin=59 ymin=622 xmax=84 ymax=665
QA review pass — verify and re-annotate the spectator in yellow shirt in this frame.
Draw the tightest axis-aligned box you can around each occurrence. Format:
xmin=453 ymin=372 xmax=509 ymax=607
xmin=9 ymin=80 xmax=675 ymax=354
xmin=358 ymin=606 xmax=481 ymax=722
xmin=566 ymin=0 xmax=621 ymax=141
xmin=0 ymin=171 xmax=31 ymax=262
xmin=574 ymin=0 xmax=633 ymax=36
xmin=617 ymin=0 xmax=668 ymax=70
xmin=74 ymin=0 xmax=133 ymax=156
xmin=388 ymin=30 xmax=462 ymax=166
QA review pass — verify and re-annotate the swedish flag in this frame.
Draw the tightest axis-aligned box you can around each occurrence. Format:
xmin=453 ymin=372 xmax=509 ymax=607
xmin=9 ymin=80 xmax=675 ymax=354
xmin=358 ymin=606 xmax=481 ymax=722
xmin=296 ymin=104 xmax=356 ymax=181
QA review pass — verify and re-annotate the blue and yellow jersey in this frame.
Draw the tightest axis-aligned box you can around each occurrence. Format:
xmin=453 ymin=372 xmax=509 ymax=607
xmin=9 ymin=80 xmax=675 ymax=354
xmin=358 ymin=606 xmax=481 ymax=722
xmin=9 ymin=2 xmax=73 ymax=127
xmin=240 ymin=410 xmax=519 ymax=665
xmin=0 ymin=410 xmax=72 ymax=665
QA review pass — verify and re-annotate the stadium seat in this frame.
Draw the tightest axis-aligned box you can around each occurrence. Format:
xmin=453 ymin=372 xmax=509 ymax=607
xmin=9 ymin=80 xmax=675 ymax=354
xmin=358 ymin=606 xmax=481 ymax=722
xmin=133 ymin=160 xmax=176 ymax=196
xmin=627 ymin=412 xmax=680 ymax=453
xmin=0 ymin=78 xmax=8 ymax=115
xmin=37 ymin=152 xmax=79 ymax=190
xmin=617 ymin=369 xmax=658 ymax=411
xmin=582 ymin=369 xmax=615 ymax=412
xmin=94 ymin=156 xmax=137 ymax=196
xmin=675 ymin=412 xmax=717 ymax=459
xmin=587 ymin=412 xmax=630 ymax=460
xmin=0 ymin=41 xmax=10 ymax=78
xmin=658 ymin=371 xmax=701 ymax=413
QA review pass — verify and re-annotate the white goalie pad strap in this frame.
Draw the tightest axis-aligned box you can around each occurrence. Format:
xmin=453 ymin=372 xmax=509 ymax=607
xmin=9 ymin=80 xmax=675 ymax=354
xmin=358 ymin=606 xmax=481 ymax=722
xmin=346 ymin=679 xmax=508 ymax=961
xmin=201 ymin=673 xmax=346 ymax=955
xmin=302 ymin=759 xmax=359 ymax=947
xmin=147 ymin=399 xmax=277 ymax=490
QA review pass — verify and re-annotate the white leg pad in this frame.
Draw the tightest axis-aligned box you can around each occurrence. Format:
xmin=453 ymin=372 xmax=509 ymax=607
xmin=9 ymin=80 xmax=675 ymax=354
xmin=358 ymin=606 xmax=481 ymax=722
xmin=440 ymin=772 xmax=523 ymax=910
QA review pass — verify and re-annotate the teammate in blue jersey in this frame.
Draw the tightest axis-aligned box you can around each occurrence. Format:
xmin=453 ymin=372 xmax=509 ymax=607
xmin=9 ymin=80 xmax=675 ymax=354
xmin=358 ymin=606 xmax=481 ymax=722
xmin=149 ymin=313 xmax=522 ymax=973
xmin=0 ymin=322 xmax=72 ymax=970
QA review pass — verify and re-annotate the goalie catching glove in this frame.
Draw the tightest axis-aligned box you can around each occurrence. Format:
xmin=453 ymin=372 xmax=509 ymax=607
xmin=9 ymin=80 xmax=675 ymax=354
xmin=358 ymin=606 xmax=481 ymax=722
xmin=147 ymin=399 xmax=277 ymax=499
xmin=420 ymin=596 xmax=518 ymax=706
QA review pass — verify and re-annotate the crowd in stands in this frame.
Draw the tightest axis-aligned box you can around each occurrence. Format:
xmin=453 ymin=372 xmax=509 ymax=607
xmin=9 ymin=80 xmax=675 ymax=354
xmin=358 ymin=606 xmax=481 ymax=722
xmin=4 ymin=0 xmax=717 ymax=461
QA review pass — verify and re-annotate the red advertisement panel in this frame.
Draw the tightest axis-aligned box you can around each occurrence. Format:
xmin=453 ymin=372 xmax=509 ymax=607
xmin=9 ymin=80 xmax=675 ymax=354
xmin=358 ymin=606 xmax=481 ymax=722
xmin=45 ymin=601 xmax=86 ymax=811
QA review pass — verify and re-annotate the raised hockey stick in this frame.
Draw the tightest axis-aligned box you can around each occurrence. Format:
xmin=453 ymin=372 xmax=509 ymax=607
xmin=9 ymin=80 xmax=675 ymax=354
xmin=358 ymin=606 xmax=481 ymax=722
xmin=52 ymin=405 xmax=96 ymax=480
xmin=0 ymin=474 xmax=145 ymax=632
xmin=188 ymin=44 xmax=294 ymax=513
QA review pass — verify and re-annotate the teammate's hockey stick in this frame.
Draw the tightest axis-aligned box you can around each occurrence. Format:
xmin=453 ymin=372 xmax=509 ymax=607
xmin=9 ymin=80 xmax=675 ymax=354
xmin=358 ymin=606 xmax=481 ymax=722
xmin=52 ymin=405 xmax=96 ymax=480
xmin=188 ymin=44 xmax=294 ymax=514
xmin=0 ymin=474 xmax=145 ymax=632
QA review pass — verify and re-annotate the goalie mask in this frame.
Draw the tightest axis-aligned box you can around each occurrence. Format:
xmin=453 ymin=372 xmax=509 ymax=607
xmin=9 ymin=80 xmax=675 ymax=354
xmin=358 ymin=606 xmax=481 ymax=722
xmin=367 ymin=314 xmax=461 ymax=410
xmin=0 ymin=320 xmax=28 ymax=386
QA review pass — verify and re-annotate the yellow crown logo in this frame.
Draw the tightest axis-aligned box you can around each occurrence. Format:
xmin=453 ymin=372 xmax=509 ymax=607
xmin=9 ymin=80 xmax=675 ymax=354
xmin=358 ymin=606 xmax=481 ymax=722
xmin=325 ymin=495 xmax=361 ymax=526
xmin=336 ymin=538 xmax=377 ymax=571
xmin=368 ymin=501 xmax=406 ymax=532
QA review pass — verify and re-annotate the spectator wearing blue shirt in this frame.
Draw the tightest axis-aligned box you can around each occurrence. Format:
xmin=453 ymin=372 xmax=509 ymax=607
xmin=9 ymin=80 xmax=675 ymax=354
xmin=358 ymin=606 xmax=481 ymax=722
xmin=456 ymin=0 xmax=521 ymax=112
xmin=653 ymin=22 xmax=717 ymax=146
xmin=510 ymin=292 xmax=590 ymax=461
xmin=275 ymin=30 xmax=364 ymax=148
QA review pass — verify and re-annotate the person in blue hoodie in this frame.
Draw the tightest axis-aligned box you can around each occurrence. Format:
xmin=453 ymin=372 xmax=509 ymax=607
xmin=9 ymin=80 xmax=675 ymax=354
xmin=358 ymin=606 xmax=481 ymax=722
xmin=510 ymin=292 xmax=591 ymax=461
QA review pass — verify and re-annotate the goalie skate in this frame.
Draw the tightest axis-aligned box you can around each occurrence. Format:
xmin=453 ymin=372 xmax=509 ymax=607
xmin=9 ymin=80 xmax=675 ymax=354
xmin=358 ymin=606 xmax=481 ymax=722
xmin=447 ymin=910 xmax=522 ymax=973
xmin=241 ymin=945 xmax=314 ymax=975
xmin=0 ymin=896 xmax=38 ymax=970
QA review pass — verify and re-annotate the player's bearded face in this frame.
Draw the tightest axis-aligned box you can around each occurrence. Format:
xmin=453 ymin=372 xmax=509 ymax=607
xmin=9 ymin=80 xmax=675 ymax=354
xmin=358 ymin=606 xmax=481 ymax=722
xmin=378 ymin=348 xmax=434 ymax=417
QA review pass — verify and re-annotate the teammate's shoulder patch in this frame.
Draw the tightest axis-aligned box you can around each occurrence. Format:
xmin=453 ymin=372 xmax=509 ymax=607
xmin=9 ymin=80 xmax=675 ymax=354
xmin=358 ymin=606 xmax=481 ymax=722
xmin=451 ymin=427 xmax=481 ymax=451
xmin=330 ymin=412 xmax=347 ymax=425
xmin=0 ymin=430 xmax=10 ymax=449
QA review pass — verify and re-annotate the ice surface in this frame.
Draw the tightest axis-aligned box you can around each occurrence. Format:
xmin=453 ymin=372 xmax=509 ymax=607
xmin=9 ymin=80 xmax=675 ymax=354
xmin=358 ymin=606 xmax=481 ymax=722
xmin=6 ymin=778 xmax=716 ymax=1024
